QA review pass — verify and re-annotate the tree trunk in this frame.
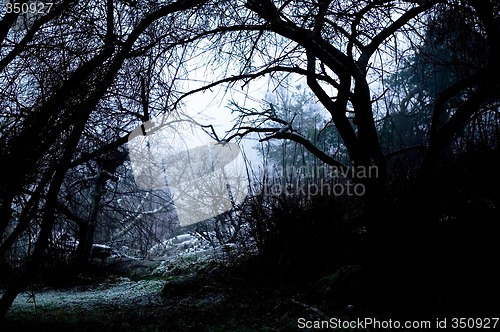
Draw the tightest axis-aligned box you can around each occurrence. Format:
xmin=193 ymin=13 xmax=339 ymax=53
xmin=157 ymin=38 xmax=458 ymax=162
xmin=0 ymin=170 xmax=63 ymax=318
xmin=75 ymin=169 xmax=107 ymax=268
xmin=0 ymin=71 xmax=103 ymax=319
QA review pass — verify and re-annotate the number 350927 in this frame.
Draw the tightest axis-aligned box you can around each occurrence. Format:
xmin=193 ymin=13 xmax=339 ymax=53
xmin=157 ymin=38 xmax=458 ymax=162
xmin=5 ymin=2 xmax=54 ymax=14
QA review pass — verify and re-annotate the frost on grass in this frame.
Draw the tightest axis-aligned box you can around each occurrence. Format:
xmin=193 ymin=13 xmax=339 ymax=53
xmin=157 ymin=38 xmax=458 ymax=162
xmin=150 ymin=232 xmax=223 ymax=276
xmin=4 ymin=231 xmax=239 ymax=318
xmin=8 ymin=278 xmax=165 ymax=314
xmin=148 ymin=232 xmax=213 ymax=259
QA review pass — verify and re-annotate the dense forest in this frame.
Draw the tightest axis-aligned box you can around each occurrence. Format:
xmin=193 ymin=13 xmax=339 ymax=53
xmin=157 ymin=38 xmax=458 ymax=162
xmin=1 ymin=0 xmax=499 ymax=330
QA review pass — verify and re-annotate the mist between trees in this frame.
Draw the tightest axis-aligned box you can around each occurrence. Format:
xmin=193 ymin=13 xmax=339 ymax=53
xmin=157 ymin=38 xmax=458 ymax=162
xmin=1 ymin=0 xmax=499 ymax=324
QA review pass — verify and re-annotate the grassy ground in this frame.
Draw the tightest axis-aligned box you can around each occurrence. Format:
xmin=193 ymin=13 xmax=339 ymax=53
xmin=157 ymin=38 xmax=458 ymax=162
xmin=2 ymin=253 xmax=499 ymax=331
xmin=1 ymin=258 xmax=338 ymax=332
xmin=2 ymin=219 xmax=499 ymax=332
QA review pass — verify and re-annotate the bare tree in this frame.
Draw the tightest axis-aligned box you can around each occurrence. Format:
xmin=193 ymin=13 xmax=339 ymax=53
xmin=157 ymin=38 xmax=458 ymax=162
xmin=0 ymin=0 xmax=209 ymax=317
xmin=179 ymin=0 xmax=499 ymax=215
